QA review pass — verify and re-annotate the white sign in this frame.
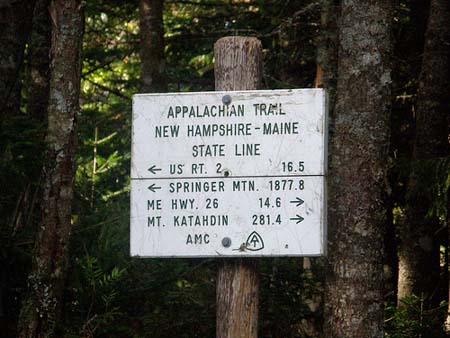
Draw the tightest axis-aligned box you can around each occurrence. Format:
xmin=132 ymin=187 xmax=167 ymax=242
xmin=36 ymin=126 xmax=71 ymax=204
xmin=131 ymin=89 xmax=327 ymax=257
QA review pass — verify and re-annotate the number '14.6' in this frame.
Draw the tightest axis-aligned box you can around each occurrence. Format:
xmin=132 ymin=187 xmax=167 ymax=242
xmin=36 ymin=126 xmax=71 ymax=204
xmin=259 ymin=197 xmax=281 ymax=208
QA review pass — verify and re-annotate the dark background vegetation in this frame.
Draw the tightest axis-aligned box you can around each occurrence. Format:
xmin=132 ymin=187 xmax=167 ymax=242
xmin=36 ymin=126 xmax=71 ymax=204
xmin=0 ymin=0 xmax=448 ymax=337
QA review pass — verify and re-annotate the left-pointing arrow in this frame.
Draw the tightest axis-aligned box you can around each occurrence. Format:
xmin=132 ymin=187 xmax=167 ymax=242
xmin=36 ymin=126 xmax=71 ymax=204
xmin=148 ymin=165 xmax=162 ymax=174
xmin=290 ymin=215 xmax=304 ymax=224
xmin=148 ymin=184 xmax=161 ymax=192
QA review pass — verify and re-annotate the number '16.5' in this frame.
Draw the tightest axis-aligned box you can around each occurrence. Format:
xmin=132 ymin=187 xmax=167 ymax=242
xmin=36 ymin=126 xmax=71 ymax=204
xmin=282 ymin=161 xmax=305 ymax=173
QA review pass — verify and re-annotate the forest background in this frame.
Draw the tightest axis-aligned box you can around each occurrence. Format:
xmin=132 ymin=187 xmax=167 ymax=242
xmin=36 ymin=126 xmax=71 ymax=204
xmin=0 ymin=0 xmax=449 ymax=337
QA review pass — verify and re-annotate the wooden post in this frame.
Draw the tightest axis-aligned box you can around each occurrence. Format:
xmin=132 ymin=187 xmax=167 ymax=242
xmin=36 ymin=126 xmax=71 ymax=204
xmin=214 ymin=36 xmax=262 ymax=338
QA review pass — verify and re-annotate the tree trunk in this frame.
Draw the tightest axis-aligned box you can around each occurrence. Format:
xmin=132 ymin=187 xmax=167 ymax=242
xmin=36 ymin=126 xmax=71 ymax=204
xmin=312 ymin=2 xmax=339 ymax=334
xmin=0 ymin=2 xmax=36 ymax=334
xmin=214 ymin=36 xmax=262 ymax=338
xmin=397 ymin=0 xmax=450 ymax=313
xmin=446 ymin=195 xmax=450 ymax=333
xmin=386 ymin=0 xmax=430 ymax=307
xmin=383 ymin=197 xmax=398 ymax=303
xmin=0 ymin=0 xmax=35 ymax=117
xmin=27 ymin=0 xmax=52 ymax=122
xmin=0 ymin=0 xmax=36 ymax=224
xmin=17 ymin=1 xmax=84 ymax=337
xmin=139 ymin=0 xmax=167 ymax=92
xmin=315 ymin=0 xmax=338 ymax=104
xmin=324 ymin=1 xmax=392 ymax=337
xmin=10 ymin=0 xmax=52 ymax=231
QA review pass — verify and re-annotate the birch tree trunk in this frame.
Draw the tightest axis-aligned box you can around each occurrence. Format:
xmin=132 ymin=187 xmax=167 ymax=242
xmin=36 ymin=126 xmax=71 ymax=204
xmin=215 ymin=36 xmax=262 ymax=338
xmin=398 ymin=0 xmax=450 ymax=318
xmin=324 ymin=1 xmax=393 ymax=337
xmin=18 ymin=1 xmax=84 ymax=337
xmin=139 ymin=0 xmax=167 ymax=92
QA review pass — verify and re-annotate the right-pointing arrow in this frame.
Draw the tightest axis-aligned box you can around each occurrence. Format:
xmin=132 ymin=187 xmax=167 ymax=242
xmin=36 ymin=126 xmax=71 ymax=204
xmin=290 ymin=197 xmax=304 ymax=207
xmin=290 ymin=215 xmax=304 ymax=224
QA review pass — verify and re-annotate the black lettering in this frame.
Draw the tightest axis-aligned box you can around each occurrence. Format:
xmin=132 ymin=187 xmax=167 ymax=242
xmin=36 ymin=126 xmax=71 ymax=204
xmin=169 ymin=181 xmax=225 ymax=193
xmin=167 ymin=106 xmax=175 ymax=118
xmin=192 ymin=144 xmax=225 ymax=157
xmin=232 ymin=180 xmax=255 ymax=191
xmin=155 ymin=125 xmax=180 ymax=138
xmin=148 ymin=216 xmax=162 ymax=227
xmin=185 ymin=233 xmax=211 ymax=245
xmin=147 ymin=200 xmax=162 ymax=210
xmin=262 ymin=122 xmax=299 ymax=135
xmin=169 ymin=164 xmax=184 ymax=175
xmin=194 ymin=234 xmax=203 ymax=244
xmin=234 ymin=143 xmax=261 ymax=156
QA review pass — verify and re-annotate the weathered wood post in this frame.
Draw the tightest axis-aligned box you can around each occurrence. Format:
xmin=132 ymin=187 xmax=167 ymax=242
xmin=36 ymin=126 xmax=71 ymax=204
xmin=214 ymin=36 xmax=262 ymax=338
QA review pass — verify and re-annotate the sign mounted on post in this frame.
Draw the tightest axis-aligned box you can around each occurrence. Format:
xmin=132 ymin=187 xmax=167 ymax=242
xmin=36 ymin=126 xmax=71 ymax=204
xmin=131 ymin=89 xmax=328 ymax=257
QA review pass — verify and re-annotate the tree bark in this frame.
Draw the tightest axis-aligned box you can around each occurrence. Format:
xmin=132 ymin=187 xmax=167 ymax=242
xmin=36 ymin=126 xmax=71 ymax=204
xmin=315 ymin=0 xmax=338 ymax=104
xmin=386 ymin=0 xmax=430 ymax=306
xmin=446 ymin=195 xmax=450 ymax=333
xmin=214 ymin=36 xmax=262 ymax=338
xmin=311 ymin=1 xmax=339 ymax=334
xmin=0 ymin=2 xmax=36 ymax=333
xmin=11 ymin=0 xmax=52 ymax=230
xmin=27 ymin=0 xmax=52 ymax=122
xmin=324 ymin=1 xmax=392 ymax=337
xmin=0 ymin=0 xmax=36 ymax=225
xmin=397 ymin=0 xmax=450 ymax=312
xmin=6 ymin=0 xmax=51 ymax=233
xmin=139 ymin=0 xmax=167 ymax=92
xmin=0 ymin=0 xmax=35 ymax=117
xmin=17 ymin=1 xmax=84 ymax=337
xmin=383 ymin=197 xmax=398 ymax=303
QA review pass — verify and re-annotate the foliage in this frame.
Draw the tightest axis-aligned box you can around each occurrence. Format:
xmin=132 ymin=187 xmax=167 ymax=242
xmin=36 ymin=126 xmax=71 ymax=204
xmin=385 ymin=297 xmax=449 ymax=338
xmin=0 ymin=0 xmax=448 ymax=337
xmin=66 ymin=256 xmax=126 ymax=338
xmin=260 ymin=258 xmax=325 ymax=338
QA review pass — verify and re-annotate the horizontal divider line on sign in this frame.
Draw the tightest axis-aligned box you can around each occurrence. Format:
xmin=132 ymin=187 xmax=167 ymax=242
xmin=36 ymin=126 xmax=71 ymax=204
xmin=130 ymin=174 xmax=325 ymax=180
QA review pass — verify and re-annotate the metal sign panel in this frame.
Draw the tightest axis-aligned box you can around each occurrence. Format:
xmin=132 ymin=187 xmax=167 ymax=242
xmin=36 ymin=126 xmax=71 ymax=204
xmin=131 ymin=89 xmax=327 ymax=257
